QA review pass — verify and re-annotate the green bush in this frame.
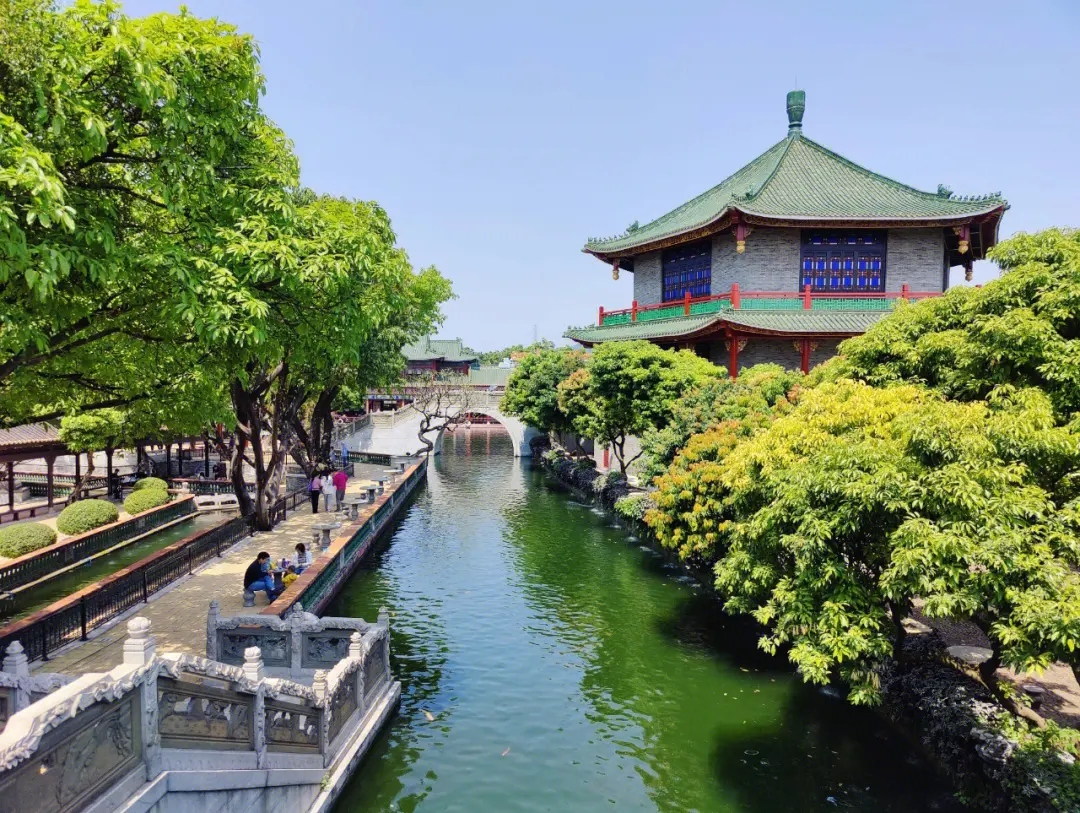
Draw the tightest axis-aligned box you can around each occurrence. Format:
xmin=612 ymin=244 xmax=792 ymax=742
xmin=132 ymin=477 xmax=168 ymax=492
xmin=614 ymin=492 xmax=656 ymax=523
xmin=0 ymin=522 xmax=58 ymax=558
xmin=56 ymin=499 xmax=120 ymax=535
xmin=124 ymin=488 xmax=170 ymax=515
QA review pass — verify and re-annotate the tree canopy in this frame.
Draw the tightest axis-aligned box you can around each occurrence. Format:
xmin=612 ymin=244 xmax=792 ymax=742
xmin=557 ymin=341 xmax=722 ymax=473
xmin=501 ymin=347 xmax=586 ymax=437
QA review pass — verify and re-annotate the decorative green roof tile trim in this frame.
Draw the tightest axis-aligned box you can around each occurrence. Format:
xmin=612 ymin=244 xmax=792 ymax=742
xmin=566 ymin=314 xmax=722 ymax=344
xmin=402 ymin=336 xmax=479 ymax=363
xmin=584 ymin=93 xmax=1006 ymax=256
xmin=721 ymin=309 xmax=889 ymax=335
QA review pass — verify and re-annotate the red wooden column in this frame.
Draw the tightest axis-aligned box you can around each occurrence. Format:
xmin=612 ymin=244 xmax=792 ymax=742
xmin=631 ymin=300 xmax=639 ymax=322
xmin=803 ymin=284 xmax=812 ymax=309
xmin=598 ymin=306 xmax=605 ymax=326
xmin=74 ymin=452 xmax=81 ymax=498
xmin=45 ymin=454 xmax=56 ymax=507
xmin=800 ymin=338 xmax=811 ymax=374
xmin=728 ymin=332 xmax=740 ymax=380
xmin=6 ymin=461 xmax=13 ymax=513
xmin=683 ymin=291 xmax=691 ymax=316
xmin=731 ymin=283 xmax=741 ymax=309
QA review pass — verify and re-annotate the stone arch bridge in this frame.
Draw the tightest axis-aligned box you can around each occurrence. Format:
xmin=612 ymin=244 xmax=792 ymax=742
xmin=342 ymin=390 xmax=541 ymax=459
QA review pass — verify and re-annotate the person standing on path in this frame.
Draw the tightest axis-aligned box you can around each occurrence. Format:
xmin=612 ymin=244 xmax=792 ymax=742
xmin=321 ymin=468 xmax=336 ymax=512
xmin=332 ymin=467 xmax=348 ymax=511
xmin=309 ymin=472 xmax=322 ymax=513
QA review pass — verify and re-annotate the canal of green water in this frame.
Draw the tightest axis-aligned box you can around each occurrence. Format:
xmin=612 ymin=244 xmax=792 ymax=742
xmin=0 ymin=512 xmax=226 ymax=623
xmin=328 ymin=431 xmax=966 ymax=813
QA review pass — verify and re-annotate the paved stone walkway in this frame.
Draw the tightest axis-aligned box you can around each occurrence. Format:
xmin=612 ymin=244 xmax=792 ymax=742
xmin=33 ymin=466 xmax=401 ymax=677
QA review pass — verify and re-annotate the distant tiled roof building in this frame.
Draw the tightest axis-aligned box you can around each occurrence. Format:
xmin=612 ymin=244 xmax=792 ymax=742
xmin=567 ymin=91 xmax=1007 ymax=376
xmin=401 ymin=337 xmax=478 ymax=375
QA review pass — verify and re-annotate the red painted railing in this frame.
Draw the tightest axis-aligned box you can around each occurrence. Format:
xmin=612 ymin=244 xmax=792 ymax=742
xmin=597 ymin=284 xmax=940 ymax=325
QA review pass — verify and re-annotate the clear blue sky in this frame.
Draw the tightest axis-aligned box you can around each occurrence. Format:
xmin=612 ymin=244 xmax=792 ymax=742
xmin=125 ymin=0 xmax=1080 ymax=351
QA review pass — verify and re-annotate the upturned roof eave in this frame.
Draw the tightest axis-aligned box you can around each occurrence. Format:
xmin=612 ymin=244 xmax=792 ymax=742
xmin=583 ymin=204 xmax=1007 ymax=263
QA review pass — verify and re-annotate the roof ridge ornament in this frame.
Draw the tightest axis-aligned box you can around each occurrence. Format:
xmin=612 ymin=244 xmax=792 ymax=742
xmin=786 ymin=89 xmax=805 ymax=135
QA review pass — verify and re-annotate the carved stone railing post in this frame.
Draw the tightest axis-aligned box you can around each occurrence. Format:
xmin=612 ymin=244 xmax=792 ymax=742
xmin=242 ymin=646 xmax=264 ymax=682
xmin=124 ymin=617 xmax=156 ymax=666
xmin=241 ymin=647 xmax=267 ymax=768
xmin=350 ymin=631 xmax=366 ymax=716
xmin=206 ymin=599 xmax=220 ymax=661
xmin=313 ymin=669 xmax=330 ymax=761
xmin=123 ymin=618 xmax=161 ymax=778
xmin=289 ymin=603 xmax=306 ymax=677
xmin=3 ymin=641 xmax=30 ymax=711
xmin=378 ymin=607 xmax=391 ymax=676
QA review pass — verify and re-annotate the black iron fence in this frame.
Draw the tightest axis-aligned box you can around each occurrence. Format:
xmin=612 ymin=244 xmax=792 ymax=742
xmin=0 ymin=514 xmax=252 ymax=663
xmin=269 ymin=487 xmax=308 ymax=526
xmin=0 ymin=498 xmax=196 ymax=595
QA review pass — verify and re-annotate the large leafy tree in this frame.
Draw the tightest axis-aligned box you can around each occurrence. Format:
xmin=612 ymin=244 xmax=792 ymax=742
xmin=557 ymin=341 xmax=722 ymax=474
xmin=0 ymin=0 xmax=292 ymax=426
xmin=647 ymin=378 xmax=1080 ymax=716
xmin=501 ymin=347 xmax=585 ymax=440
xmin=211 ymin=193 xmax=450 ymax=528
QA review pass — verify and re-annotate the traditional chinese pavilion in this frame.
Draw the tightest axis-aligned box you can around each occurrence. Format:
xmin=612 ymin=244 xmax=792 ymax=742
xmin=566 ymin=91 xmax=1007 ymax=376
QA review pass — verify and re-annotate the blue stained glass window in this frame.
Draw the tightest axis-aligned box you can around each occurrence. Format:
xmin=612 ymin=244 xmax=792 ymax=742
xmin=801 ymin=232 xmax=886 ymax=292
xmin=662 ymin=239 xmax=712 ymax=302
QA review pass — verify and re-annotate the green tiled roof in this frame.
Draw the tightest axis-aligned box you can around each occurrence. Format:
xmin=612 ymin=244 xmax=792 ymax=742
xmin=565 ymin=314 xmax=722 ymax=344
xmin=721 ymin=309 xmax=888 ymax=335
xmin=585 ymin=96 xmax=1006 ymax=256
xmin=468 ymin=366 xmax=513 ymax=387
xmin=402 ymin=337 xmax=478 ymax=363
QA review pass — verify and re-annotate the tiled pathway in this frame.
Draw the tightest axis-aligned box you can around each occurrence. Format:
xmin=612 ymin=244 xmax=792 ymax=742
xmin=33 ymin=468 xmax=399 ymax=676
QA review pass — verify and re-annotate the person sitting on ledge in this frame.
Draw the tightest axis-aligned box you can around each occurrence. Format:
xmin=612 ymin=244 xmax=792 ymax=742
xmin=294 ymin=542 xmax=310 ymax=574
xmin=244 ymin=551 xmax=278 ymax=602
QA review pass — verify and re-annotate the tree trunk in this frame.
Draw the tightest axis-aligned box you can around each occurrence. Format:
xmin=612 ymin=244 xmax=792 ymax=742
xmin=68 ymin=453 xmax=95 ymax=505
xmin=978 ymin=650 xmax=1046 ymax=728
xmin=230 ymin=436 xmax=253 ymax=518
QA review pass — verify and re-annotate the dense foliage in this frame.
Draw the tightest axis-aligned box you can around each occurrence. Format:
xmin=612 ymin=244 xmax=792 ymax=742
xmin=123 ymin=487 xmax=170 ymax=515
xmin=0 ymin=522 xmax=57 ymax=558
xmin=0 ymin=1 xmax=452 ymax=529
xmin=638 ymin=363 xmax=800 ymax=480
xmin=56 ymin=498 xmax=119 ymax=535
xmin=557 ymin=341 xmax=722 ymax=473
xmin=640 ymin=230 xmax=1080 ymax=727
xmin=841 ymin=228 xmax=1080 ymax=420
xmin=501 ymin=348 xmax=586 ymax=437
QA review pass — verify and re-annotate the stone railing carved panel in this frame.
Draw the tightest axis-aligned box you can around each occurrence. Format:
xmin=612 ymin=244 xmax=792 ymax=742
xmin=265 ymin=698 xmax=321 ymax=753
xmin=157 ymin=676 xmax=252 ymax=750
xmin=302 ymin=632 xmax=352 ymax=669
xmin=0 ymin=692 xmax=141 ymax=813
xmin=216 ymin=629 xmax=290 ymax=668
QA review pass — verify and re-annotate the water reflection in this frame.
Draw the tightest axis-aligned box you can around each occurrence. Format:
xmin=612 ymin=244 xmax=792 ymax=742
xmin=329 ymin=433 xmax=966 ymax=813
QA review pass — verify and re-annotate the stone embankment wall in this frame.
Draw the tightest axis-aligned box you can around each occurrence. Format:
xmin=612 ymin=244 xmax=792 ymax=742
xmin=537 ymin=445 xmax=1072 ymax=813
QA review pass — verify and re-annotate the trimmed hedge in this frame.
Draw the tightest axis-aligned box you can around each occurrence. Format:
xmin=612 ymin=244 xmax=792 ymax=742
xmin=132 ymin=477 xmax=168 ymax=492
xmin=123 ymin=488 xmax=170 ymax=515
xmin=0 ymin=522 xmax=58 ymax=558
xmin=56 ymin=499 xmax=120 ymax=535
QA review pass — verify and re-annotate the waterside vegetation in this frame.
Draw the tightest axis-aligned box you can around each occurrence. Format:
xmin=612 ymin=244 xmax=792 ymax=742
xmin=510 ymin=228 xmax=1080 ymax=808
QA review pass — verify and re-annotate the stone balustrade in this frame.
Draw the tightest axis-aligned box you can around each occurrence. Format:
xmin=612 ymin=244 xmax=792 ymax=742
xmin=0 ymin=612 xmax=400 ymax=813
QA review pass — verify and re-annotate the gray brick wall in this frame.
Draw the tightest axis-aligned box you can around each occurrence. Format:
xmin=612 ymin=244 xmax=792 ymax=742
xmin=736 ymin=337 xmax=803 ymax=370
xmin=631 ymin=226 xmax=945 ymax=308
xmin=711 ymin=228 xmax=800 ymax=293
xmin=633 ymin=251 xmax=662 ymax=305
xmin=885 ymin=229 xmax=946 ymax=293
